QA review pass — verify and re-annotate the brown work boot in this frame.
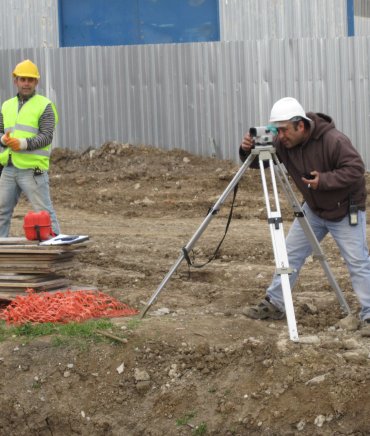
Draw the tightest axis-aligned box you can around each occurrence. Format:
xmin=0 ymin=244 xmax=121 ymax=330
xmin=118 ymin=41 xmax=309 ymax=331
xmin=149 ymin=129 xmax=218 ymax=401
xmin=242 ymin=297 xmax=285 ymax=320
xmin=361 ymin=319 xmax=370 ymax=337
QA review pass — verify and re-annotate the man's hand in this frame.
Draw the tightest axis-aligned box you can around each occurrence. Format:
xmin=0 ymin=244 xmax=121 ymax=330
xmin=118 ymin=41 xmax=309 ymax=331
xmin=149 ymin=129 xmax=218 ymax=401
xmin=1 ymin=132 xmax=27 ymax=151
xmin=6 ymin=137 xmax=22 ymax=151
xmin=302 ymin=171 xmax=319 ymax=190
xmin=1 ymin=131 xmax=10 ymax=146
xmin=240 ymin=133 xmax=254 ymax=152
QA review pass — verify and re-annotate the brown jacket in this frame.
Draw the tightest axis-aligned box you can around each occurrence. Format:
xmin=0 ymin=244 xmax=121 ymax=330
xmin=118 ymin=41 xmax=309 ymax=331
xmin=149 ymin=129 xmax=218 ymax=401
xmin=240 ymin=112 xmax=367 ymax=220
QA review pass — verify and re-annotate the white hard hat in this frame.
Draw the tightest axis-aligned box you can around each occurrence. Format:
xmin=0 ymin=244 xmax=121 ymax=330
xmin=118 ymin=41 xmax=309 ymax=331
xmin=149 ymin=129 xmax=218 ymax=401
xmin=269 ymin=97 xmax=311 ymax=124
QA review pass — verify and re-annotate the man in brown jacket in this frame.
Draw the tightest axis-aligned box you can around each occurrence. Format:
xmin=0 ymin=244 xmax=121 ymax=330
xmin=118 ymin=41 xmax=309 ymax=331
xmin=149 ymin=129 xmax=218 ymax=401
xmin=240 ymin=97 xmax=370 ymax=336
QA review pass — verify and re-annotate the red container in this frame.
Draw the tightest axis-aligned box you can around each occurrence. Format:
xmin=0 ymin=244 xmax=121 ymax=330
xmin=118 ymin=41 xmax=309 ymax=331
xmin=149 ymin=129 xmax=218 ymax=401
xmin=23 ymin=211 xmax=54 ymax=241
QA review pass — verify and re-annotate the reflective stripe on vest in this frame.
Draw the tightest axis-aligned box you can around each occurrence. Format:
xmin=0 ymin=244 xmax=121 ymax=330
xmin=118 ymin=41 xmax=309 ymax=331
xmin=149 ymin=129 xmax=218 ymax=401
xmin=14 ymin=124 xmax=39 ymax=135
xmin=0 ymin=95 xmax=58 ymax=170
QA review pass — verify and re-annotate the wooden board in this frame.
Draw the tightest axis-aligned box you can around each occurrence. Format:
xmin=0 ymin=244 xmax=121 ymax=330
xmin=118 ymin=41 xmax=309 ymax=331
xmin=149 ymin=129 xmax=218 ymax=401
xmin=0 ymin=239 xmax=85 ymax=300
xmin=0 ymin=237 xmax=37 ymax=245
xmin=0 ymin=272 xmax=64 ymax=282
xmin=0 ymin=273 xmax=59 ymax=282
xmin=0 ymin=253 xmax=75 ymax=262
xmin=0 ymin=245 xmax=87 ymax=254
xmin=0 ymin=276 xmax=68 ymax=289
xmin=0 ymin=261 xmax=76 ymax=274
xmin=0 ymin=237 xmax=89 ymax=249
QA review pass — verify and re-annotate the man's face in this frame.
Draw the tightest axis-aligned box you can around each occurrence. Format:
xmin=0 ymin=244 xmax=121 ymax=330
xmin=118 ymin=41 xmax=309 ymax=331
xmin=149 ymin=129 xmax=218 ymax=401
xmin=14 ymin=76 xmax=38 ymax=98
xmin=276 ymin=121 xmax=306 ymax=149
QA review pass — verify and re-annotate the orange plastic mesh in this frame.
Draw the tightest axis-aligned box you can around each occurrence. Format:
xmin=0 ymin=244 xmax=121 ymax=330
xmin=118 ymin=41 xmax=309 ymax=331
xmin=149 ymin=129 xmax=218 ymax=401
xmin=0 ymin=289 xmax=139 ymax=325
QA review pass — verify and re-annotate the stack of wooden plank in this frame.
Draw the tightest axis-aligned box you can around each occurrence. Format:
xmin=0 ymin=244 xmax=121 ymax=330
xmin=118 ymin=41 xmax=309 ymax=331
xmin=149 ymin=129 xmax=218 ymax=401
xmin=0 ymin=237 xmax=88 ymax=300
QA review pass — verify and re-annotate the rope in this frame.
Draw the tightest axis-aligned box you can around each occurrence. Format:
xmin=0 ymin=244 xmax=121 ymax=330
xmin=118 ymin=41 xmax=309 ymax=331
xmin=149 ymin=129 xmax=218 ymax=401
xmin=0 ymin=289 xmax=139 ymax=325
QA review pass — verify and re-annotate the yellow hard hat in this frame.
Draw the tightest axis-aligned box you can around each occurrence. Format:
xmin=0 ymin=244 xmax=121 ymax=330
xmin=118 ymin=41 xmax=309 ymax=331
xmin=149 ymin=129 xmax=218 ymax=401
xmin=12 ymin=59 xmax=40 ymax=79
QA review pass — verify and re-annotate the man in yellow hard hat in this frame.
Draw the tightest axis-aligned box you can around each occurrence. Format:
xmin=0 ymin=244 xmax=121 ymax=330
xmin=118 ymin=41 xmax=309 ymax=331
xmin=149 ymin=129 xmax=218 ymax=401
xmin=0 ymin=59 xmax=60 ymax=236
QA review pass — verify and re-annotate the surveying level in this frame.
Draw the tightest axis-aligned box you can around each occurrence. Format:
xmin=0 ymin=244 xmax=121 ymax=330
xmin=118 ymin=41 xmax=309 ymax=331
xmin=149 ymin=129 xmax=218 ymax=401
xmin=141 ymin=138 xmax=350 ymax=342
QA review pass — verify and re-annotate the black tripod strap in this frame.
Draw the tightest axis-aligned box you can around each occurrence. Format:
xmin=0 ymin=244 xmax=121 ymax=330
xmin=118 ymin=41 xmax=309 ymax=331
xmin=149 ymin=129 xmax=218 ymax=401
xmin=182 ymin=183 xmax=239 ymax=270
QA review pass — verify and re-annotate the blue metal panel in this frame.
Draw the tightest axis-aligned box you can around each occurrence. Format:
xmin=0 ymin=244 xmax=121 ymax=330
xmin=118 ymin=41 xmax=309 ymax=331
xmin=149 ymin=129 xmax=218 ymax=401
xmin=58 ymin=0 xmax=219 ymax=47
xmin=59 ymin=0 xmax=139 ymax=47
xmin=138 ymin=0 xmax=220 ymax=44
xmin=347 ymin=0 xmax=355 ymax=36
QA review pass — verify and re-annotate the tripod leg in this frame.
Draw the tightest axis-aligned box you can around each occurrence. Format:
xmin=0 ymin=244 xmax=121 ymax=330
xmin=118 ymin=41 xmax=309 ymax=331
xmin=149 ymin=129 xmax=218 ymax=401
xmin=273 ymin=158 xmax=350 ymax=314
xmin=259 ymin=155 xmax=299 ymax=341
xmin=140 ymin=253 xmax=185 ymax=318
xmin=140 ymin=152 xmax=257 ymax=318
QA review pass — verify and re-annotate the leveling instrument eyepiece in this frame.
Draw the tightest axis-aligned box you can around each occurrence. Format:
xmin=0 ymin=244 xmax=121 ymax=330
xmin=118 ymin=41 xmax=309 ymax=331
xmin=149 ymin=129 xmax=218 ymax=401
xmin=249 ymin=126 xmax=277 ymax=146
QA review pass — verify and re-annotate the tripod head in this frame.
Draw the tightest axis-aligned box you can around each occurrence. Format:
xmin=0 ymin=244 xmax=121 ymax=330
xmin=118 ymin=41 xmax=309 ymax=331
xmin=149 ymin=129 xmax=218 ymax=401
xmin=249 ymin=126 xmax=277 ymax=146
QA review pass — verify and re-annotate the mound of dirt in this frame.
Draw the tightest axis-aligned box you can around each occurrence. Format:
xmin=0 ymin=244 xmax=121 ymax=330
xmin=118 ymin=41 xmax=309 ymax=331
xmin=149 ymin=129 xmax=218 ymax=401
xmin=1 ymin=142 xmax=370 ymax=435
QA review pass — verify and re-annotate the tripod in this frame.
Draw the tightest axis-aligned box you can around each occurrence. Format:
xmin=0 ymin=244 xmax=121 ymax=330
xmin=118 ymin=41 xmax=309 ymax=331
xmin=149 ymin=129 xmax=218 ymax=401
xmin=141 ymin=145 xmax=350 ymax=341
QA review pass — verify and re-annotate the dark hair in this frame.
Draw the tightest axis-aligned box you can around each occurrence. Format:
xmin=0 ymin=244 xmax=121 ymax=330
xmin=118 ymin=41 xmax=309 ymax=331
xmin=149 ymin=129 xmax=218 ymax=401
xmin=291 ymin=116 xmax=310 ymax=130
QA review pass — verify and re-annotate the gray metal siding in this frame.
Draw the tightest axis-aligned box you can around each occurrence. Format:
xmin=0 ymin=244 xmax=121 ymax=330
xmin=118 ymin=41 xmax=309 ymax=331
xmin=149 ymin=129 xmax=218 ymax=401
xmin=355 ymin=0 xmax=370 ymax=35
xmin=0 ymin=37 xmax=369 ymax=169
xmin=0 ymin=1 xmax=370 ymax=169
xmin=219 ymin=0 xmax=348 ymax=40
xmin=0 ymin=0 xmax=59 ymax=49
xmin=0 ymin=0 xmax=369 ymax=50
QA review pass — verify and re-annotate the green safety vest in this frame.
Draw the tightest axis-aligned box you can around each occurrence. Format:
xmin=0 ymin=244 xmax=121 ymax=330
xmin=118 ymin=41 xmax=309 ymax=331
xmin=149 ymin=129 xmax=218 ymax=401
xmin=0 ymin=94 xmax=58 ymax=170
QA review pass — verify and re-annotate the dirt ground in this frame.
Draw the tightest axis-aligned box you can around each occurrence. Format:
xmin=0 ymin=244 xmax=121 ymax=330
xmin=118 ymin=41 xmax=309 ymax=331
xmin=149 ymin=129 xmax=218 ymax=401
xmin=0 ymin=141 xmax=370 ymax=436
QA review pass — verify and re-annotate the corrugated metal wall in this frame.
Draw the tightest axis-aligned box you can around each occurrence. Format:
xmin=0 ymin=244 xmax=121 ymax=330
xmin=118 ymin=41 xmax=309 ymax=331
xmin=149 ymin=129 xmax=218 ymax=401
xmin=0 ymin=1 xmax=369 ymax=169
xmin=0 ymin=37 xmax=369 ymax=168
xmin=0 ymin=0 xmax=368 ymax=49
xmin=355 ymin=0 xmax=370 ymax=35
xmin=219 ymin=0 xmax=370 ymax=40
xmin=219 ymin=0 xmax=349 ymax=40
xmin=0 ymin=0 xmax=59 ymax=49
